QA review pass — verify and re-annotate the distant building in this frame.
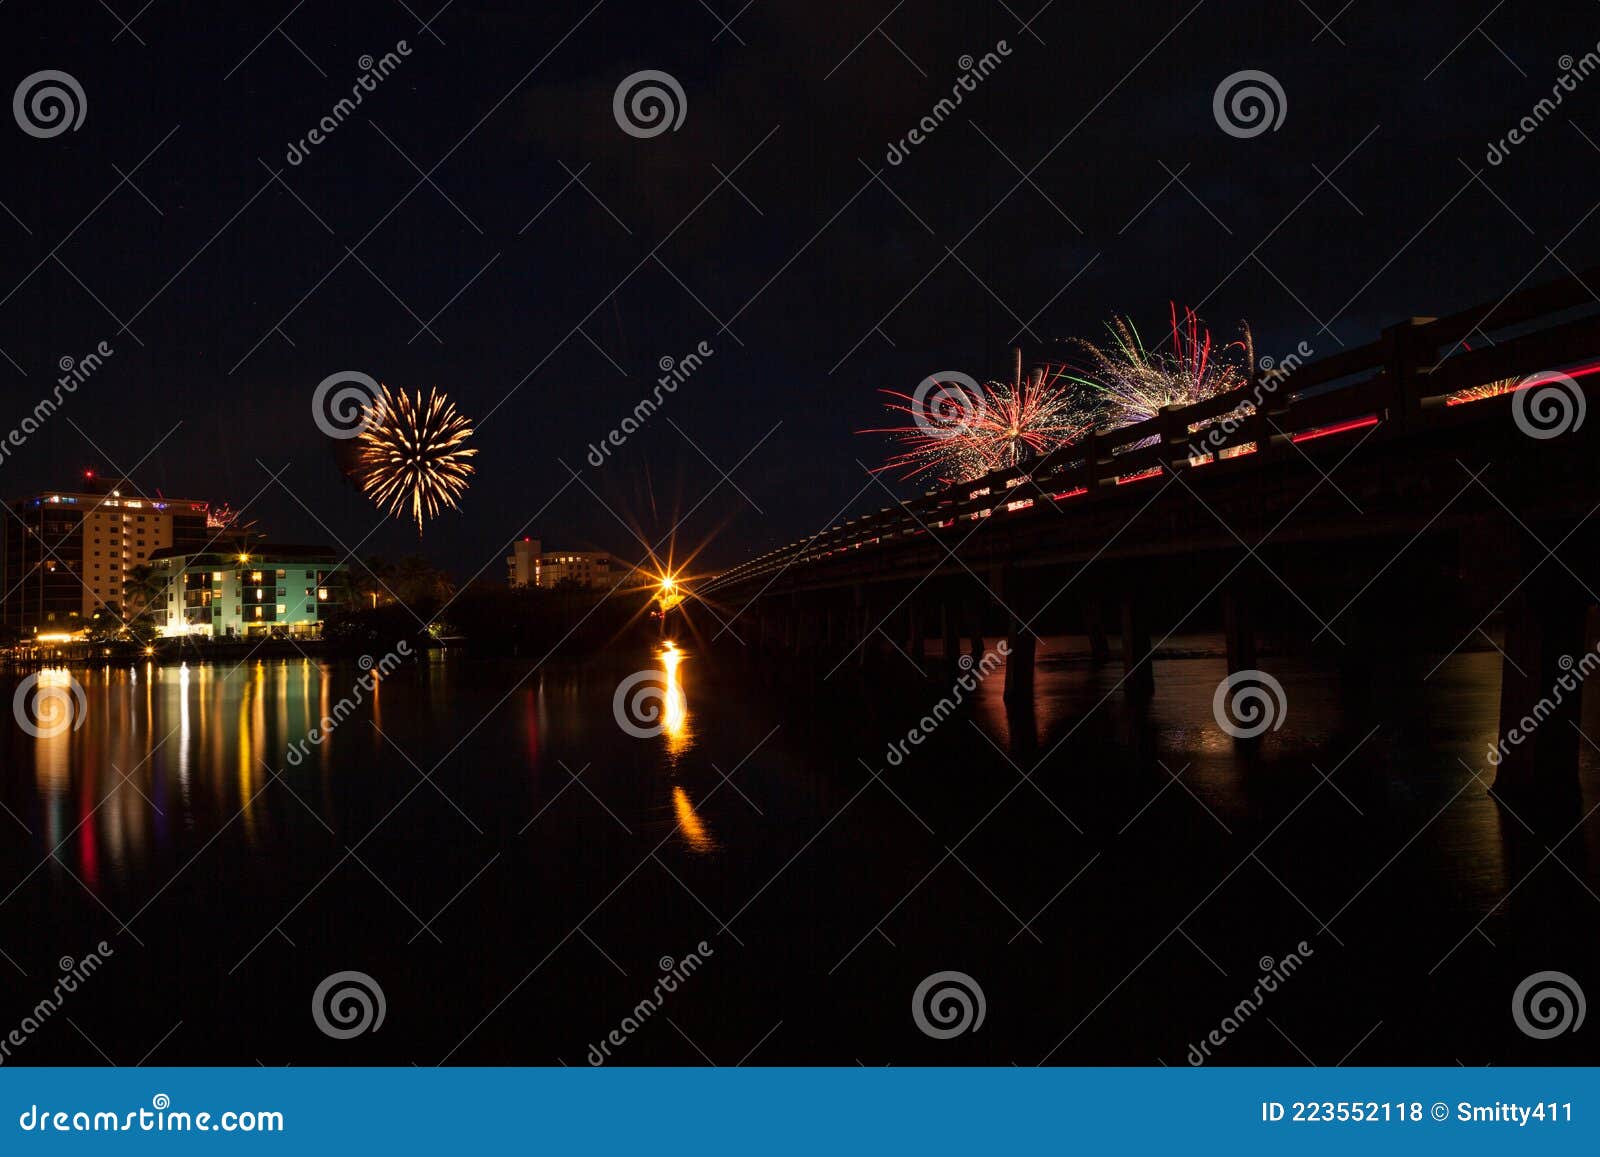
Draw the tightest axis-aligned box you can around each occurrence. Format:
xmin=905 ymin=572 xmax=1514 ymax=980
xmin=506 ymin=537 xmax=622 ymax=590
xmin=506 ymin=537 xmax=540 ymax=587
xmin=1 ymin=476 xmax=212 ymax=631
xmin=149 ymin=544 xmax=343 ymax=638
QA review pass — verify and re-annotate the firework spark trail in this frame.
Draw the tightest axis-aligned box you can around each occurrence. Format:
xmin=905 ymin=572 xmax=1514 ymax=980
xmin=1445 ymin=377 xmax=1521 ymax=405
xmin=862 ymin=367 xmax=1095 ymax=484
xmin=354 ymin=383 xmax=478 ymax=533
xmin=1067 ymin=304 xmax=1256 ymax=440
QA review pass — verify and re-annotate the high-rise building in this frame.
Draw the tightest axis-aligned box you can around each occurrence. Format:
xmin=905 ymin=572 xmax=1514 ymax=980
xmin=1 ymin=475 xmax=213 ymax=632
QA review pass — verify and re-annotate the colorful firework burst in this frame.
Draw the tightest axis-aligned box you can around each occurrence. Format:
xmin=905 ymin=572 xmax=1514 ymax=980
xmin=1069 ymin=304 xmax=1256 ymax=439
xmin=354 ymin=384 xmax=478 ymax=533
xmin=863 ymin=366 xmax=1095 ymax=485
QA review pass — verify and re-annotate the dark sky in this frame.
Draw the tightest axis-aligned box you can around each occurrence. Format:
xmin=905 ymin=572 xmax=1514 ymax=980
xmin=3 ymin=0 xmax=1598 ymax=578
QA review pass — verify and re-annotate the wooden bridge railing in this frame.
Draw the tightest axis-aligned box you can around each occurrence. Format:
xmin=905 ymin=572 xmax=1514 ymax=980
xmin=705 ymin=267 xmax=1600 ymax=595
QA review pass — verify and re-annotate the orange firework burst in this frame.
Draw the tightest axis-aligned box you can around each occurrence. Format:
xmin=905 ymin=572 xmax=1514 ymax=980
xmin=1445 ymin=377 xmax=1521 ymax=405
xmin=355 ymin=384 xmax=477 ymax=533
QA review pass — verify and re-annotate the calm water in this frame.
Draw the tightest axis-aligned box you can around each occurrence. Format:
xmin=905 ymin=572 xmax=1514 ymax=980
xmin=0 ymin=640 xmax=1596 ymax=1065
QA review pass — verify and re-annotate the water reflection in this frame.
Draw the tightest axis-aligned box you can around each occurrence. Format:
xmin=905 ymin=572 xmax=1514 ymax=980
xmin=0 ymin=639 xmax=1573 ymax=920
xmin=659 ymin=641 xmax=691 ymax=756
xmin=672 ymin=785 xmax=717 ymax=853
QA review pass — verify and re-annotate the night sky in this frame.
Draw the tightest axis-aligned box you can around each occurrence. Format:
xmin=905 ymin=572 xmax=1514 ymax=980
xmin=3 ymin=0 xmax=1598 ymax=576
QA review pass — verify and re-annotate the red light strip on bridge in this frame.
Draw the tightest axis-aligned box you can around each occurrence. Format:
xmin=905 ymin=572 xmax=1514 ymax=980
xmin=1050 ymin=487 xmax=1088 ymax=501
xmin=1290 ymin=415 xmax=1379 ymax=444
xmin=1115 ymin=468 xmax=1163 ymax=485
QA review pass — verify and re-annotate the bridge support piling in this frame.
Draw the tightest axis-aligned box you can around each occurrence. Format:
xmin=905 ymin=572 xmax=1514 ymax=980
xmin=1222 ymin=583 xmax=1257 ymax=676
xmin=941 ymin=602 xmax=961 ymax=669
xmin=1001 ymin=571 xmax=1037 ymax=704
xmin=906 ymin=601 xmax=925 ymax=667
xmin=1492 ymin=575 xmax=1590 ymax=821
xmin=1084 ymin=598 xmax=1110 ymax=665
xmin=1003 ymin=617 xmax=1036 ymax=704
xmin=1120 ymin=589 xmax=1155 ymax=699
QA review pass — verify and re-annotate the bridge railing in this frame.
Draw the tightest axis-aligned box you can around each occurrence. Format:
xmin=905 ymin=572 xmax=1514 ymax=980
xmin=705 ymin=267 xmax=1600 ymax=595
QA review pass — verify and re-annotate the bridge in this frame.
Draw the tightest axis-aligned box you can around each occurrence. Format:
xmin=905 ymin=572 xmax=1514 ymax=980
xmin=703 ymin=268 xmax=1600 ymax=819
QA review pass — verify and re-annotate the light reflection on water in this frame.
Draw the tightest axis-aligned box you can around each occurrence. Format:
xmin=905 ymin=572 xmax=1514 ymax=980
xmin=0 ymin=638 xmax=1576 ymax=915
